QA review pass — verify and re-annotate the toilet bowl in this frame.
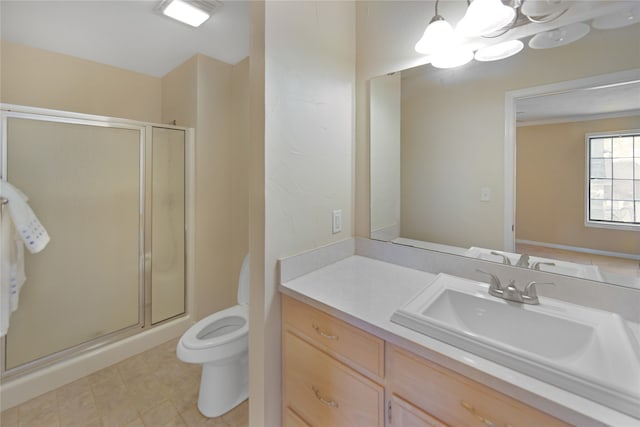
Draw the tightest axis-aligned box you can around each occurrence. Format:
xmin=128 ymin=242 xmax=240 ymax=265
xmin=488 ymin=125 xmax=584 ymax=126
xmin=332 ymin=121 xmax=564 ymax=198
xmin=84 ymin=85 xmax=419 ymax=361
xmin=177 ymin=254 xmax=250 ymax=417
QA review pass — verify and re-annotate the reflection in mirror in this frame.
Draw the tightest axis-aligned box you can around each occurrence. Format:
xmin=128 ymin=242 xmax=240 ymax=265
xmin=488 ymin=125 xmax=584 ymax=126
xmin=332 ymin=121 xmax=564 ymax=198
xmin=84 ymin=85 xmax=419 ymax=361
xmin=369 ymin=5 xmax=640 ymax=289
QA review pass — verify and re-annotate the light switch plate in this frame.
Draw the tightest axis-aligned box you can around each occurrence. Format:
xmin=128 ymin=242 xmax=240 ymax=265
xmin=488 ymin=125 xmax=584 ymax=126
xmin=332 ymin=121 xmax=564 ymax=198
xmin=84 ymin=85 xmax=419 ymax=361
xmin=332 ymin=209 xmax=342 ymax=234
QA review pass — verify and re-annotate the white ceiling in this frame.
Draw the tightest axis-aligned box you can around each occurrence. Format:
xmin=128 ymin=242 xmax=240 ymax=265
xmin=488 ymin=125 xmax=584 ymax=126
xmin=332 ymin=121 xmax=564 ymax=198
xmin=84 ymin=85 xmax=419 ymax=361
xmin=0 ymin=0 xmax=250 ymax=77
xmin=516 ymin=80 xmax=640 ymax=124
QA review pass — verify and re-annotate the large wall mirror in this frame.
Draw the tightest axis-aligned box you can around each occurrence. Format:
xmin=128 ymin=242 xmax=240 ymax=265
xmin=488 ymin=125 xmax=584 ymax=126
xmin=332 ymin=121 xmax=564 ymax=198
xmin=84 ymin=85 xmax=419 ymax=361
xmin=370 ymin=1 xmax=640 ymax=289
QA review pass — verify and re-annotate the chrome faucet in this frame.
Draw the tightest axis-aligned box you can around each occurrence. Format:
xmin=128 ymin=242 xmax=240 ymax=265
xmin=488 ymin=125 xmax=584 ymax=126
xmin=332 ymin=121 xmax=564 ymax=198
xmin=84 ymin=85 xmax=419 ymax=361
xmin=476 ymin=270 xmax=553 ymax=305
xmin=531 ymin=261 xmax=556 ymax=271
xmin=515 ymin=253 xmax=530 ymax=268
xmin=490 ymin=251 xmax=512 ymax=265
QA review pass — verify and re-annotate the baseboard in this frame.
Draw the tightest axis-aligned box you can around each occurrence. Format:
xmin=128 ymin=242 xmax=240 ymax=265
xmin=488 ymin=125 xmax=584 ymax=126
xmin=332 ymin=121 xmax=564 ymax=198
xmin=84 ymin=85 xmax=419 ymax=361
xmin=516 ymin=239 xmax=640 ymax=261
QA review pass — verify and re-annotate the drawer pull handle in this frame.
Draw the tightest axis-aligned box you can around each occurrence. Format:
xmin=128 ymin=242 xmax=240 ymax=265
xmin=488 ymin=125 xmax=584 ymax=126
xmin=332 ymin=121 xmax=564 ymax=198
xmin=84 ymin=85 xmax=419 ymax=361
xmin=460 ymin=401 xmax=499 ymax=427
xmin=312 ymin=323 xmax=339 ymax=340
xmin=312 ymin=386 xmax=339 ymax=408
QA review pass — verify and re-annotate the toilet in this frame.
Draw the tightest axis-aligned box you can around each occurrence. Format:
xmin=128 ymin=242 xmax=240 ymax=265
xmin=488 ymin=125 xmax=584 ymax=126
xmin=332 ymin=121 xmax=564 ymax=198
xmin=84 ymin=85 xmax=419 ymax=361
xmin=177 ymin=254 xmax=249 ymax=417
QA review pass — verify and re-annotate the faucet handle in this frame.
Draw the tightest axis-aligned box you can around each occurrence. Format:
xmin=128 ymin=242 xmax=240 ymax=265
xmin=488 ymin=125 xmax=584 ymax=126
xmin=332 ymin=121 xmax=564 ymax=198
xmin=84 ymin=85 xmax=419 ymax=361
xmin=523 ymin=281 xmax=555 ymax=302
xmin=490 ymin=251 xmax=512 ymax=265
xmin=515 ymin=254 xmax=530 ymax=268
xmin=476 ymin=269 xmax=503 ymax=291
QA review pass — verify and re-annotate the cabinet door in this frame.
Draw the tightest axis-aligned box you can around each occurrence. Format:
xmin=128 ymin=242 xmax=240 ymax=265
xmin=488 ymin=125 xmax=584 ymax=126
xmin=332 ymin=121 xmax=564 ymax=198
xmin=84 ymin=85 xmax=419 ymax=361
xmin=283 ymin=330 xmax=384 ymax=427
xmin=391 ymin=395 xmax=449 ymax=427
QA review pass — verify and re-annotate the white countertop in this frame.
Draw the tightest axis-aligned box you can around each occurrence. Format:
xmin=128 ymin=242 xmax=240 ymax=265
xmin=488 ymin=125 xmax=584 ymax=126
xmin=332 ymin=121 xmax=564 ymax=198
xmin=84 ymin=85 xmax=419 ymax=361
xmin=280 ymin=255 xmax=640 ymax=427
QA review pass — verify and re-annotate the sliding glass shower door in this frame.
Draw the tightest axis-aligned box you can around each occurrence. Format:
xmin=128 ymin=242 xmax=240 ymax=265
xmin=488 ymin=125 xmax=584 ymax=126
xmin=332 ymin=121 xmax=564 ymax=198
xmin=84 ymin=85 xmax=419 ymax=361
xmin=1 ymin=111 xmax=186 ymax=373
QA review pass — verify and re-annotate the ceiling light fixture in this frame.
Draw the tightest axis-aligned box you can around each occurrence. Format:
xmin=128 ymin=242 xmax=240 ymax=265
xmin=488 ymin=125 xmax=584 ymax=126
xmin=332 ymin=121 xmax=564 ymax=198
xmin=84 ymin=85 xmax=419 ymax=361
xmin=157 ymin=0 xmax=221 ymax=28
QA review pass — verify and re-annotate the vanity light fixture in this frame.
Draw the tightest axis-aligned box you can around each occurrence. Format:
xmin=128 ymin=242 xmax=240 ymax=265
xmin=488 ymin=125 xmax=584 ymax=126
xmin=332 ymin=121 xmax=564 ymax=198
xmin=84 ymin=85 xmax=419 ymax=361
xmin=528 ymin=22 xmax=591 ymax=50
xmin=157 ymin=0 xmax=222 ymax=28
xmin=591 ymin=6 xmax=640 ymax=30
xmin=414 ymin=3 xmax=457 ymax=55
xmin=414 ymin=0 xmax=473 ymax=68
xmin=456 ymin=0 xmax=516 ymax=37
xmin=414 ymin=0 xmax=578 ymax=68
xmin=474 ymin=39 xmax=524 ymax=61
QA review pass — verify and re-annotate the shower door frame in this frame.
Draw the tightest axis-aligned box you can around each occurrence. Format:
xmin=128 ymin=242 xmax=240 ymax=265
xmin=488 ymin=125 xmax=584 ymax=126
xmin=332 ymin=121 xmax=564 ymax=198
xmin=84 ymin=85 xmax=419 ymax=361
xmin=0 ymin=104 xmax=193 ymax=379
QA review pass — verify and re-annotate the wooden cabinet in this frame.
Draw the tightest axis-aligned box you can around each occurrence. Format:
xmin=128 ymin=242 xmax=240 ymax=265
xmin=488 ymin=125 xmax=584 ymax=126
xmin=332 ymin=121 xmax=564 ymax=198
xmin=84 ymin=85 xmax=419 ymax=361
xmin=282 ymin=295 xmax=573 ymax=427
xmin=388 ymin=345 xmax=572 ymax=427
xmin=282 ymin=295 xmax=385 ymax=427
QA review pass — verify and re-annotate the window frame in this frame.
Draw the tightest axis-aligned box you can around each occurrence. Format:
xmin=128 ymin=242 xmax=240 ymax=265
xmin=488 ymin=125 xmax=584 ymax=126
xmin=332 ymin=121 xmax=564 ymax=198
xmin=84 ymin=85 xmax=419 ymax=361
xmin=585 ymin=129 xmax=640 ymax=232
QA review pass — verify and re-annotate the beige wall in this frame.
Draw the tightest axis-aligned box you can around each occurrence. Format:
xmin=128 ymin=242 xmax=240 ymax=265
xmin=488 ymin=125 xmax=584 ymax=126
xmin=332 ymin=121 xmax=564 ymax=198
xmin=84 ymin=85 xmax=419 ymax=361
xmin=1 ymin=41 xmax=162 ymax=122
xmin=249 ymin=1 xmax=356 ymax=425
xmin=162 ymin=54 xmax=250 ymax=321
xmin=230 ymin=58 xmax=251 ymax=292
xmin=517 ymin=116 xmax=640 ymax=255
xmin=2 ymin=41 xmax=250 ymax=330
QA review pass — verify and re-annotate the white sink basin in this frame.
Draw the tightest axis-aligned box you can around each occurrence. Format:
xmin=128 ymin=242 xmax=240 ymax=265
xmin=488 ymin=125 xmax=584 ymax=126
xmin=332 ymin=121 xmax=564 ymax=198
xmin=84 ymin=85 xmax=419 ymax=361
xmin=391 ymin=273 xmax=640 ymax=418
xmin=465 ymin=247 xmax=604 ymax=281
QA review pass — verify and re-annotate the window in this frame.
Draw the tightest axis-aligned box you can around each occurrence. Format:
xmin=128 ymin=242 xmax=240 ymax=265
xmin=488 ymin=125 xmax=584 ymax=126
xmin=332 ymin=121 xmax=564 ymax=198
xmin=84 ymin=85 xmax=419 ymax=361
xmin=586 ymin=130 xmax=640 ymax=230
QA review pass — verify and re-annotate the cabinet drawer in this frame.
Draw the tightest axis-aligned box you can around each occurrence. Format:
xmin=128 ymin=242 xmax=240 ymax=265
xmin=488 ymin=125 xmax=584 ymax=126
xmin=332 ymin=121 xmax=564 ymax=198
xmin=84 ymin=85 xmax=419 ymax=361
xmin=282 ymin=295 xmax=384 ymax=378
xmin=284 ymin=407 xmax=312 ymax=427
xmin=391 ymin=394 xmax=449 ymax=427
xmin=283 ymin=330 xmax=384 ymax=427
xmin=389 ymin=346 xmax=571 ymax=427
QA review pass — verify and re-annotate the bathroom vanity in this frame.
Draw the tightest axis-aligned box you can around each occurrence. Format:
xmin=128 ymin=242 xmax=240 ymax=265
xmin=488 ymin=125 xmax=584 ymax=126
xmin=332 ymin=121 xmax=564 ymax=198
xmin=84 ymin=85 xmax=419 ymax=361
xmin=279 ymin=242 xmax=640 ymax=427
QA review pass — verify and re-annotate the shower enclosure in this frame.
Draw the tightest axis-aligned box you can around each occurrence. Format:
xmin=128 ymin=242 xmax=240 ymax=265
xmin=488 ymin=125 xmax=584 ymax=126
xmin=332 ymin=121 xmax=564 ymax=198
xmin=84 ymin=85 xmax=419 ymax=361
xmin=0 ymin=105 xmax=189 ymax=377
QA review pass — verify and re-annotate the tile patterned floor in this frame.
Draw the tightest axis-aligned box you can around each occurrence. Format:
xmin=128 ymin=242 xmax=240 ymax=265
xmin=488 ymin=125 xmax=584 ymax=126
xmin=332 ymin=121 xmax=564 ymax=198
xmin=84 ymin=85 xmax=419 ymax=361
xmin=0 ymin=338 xmax=248 ymax=427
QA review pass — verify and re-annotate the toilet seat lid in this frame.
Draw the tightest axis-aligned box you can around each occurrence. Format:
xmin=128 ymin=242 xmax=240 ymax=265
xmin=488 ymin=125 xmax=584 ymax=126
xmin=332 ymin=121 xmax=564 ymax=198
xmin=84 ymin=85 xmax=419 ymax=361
xmin=181 ymin=304 xmax=248 ymax=350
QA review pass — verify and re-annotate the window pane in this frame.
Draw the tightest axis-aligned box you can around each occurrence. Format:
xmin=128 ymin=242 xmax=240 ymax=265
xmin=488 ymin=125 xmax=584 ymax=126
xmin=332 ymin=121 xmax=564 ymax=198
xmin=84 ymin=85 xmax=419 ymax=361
xmin=590 ymin=158 xmax=611 ymax=178
xmin=590 ymin=199 xmax=611 ymax=220
xmin=588 ymin=132 xmax=640 ymax=226
xmin=612 ymin=200 xmax=634 ymax=222
xmin=612 ymin=180 xmax=634 ymax=200
xmin=612 ymin=136 xmax=633 ymax=157
xmin=590 ymin=179 xmax=611 ymax=199
xmin=591 ymin=137 xmax=611 ymax=157
xmin=612 ymin=158 xmax=634 ymax=179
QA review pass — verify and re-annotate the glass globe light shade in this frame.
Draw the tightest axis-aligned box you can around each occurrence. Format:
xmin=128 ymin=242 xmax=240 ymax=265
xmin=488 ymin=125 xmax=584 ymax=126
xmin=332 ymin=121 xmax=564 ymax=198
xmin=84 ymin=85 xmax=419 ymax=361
xmin=456 ymin=0 xmax=516 ymax=37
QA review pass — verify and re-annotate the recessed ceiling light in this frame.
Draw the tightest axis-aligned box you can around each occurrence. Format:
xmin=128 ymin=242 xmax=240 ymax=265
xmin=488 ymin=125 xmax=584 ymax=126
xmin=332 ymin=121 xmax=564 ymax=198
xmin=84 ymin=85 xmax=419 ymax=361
xmin=157 ymin=0 xmax=222 ymax=28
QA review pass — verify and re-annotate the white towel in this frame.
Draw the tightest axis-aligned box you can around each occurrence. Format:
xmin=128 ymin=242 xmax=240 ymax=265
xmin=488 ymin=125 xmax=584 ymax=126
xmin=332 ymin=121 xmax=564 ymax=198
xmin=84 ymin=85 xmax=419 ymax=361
xmin=0 ymin=182 xmax=50 ymax=254
xmin=0 ymin=181 xmax=49 ymax=337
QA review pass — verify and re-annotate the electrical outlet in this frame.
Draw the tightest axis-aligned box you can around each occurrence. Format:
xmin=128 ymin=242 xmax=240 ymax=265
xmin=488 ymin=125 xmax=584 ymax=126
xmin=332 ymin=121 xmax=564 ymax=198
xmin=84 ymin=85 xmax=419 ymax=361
xmin=480 ymin=187 xmax=491 ymax=202
xmin=332 ymin=209 xmax=342 ymax=234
